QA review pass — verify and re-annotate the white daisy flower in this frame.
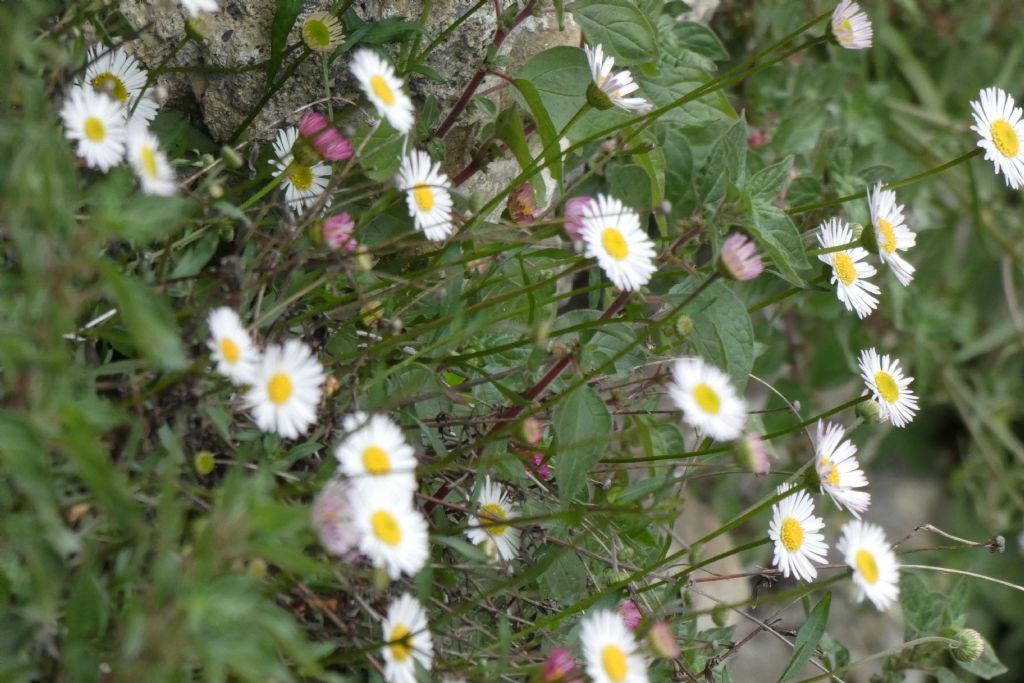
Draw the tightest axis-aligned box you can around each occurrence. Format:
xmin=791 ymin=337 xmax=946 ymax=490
xmin=127 ymin=124 xmax=176 ymax=196
xmin=583 ymin=43 xmax=652 ymax=114
xmin=814 ymin=420 xmax=870 ymax=518
xmin=60 ymin=85 xmax=127 ymax=172
xmin=817 ymin=218 xmax=880 ymax=319
xmin=831 ymin=0 xmax=873 ymax=50
xmin=180 ymin=0 xmax=219 ymax=17
xmin=206 ymin=307 xmax=259 ymax=384
xmin=837 ymin=520 xmax=899 ymax=610
xmin=396 ymin=150 xmax=454 ymax=241
xmin=969 ymin=87 xmax=1024 ymax=190
xmin=334 ymin=412 xmax=418 ymax=493
xmin=83 ymin=45 xmax=158 ymax=125
xmin=350 ymin=48 xmax=415 ymax=135
xmin=245 ymin=339 xmax=325 ymax=439
xmin=858 ymin=348 xmax=919 ymax=428
xmin=352 ymin=482 xmax=430 ymax=579
xmin=381 ymin=593 xmax=433 ymax=683
xmin=667 ymin=357 xmax=746 ymax=442
xmin=580 ymin=194 xmax=657 ymax=292
xmin=867 ymin=183 xmax=915 ymax=286
xmin=580 ymin=609 xmax=649 ymax=683
xmin=768 ymin=484 xmax=828 ymax=582
xmin=272 ymin=126 xmax=332 ymax=214
xmin=465 ymin=476 xmax=520 ymax=562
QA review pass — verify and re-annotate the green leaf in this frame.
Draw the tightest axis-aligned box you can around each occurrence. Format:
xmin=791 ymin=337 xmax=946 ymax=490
xmin=747 ymin=156 xmax=794 ymax=202
xmin=667 ymin=280 xmax=754 ymax=390
xmin=899 ymin=572 xmax=942 ymax=638
xmin=698 ymin=117 xmax=748 ymax=207
xmin=658 ymin=124 xmax=695 ymax=220
xmin=669 ymin=20 xmax=729 ymax=68
xmin=553 ymin=384 xmax=612 ymax=503
xmin=955 ymin=636 xmax=1007 ymax=680
xmin=777 ymin=592 xmax=830 ymax=683
xmin=514 ymin=78 xmax=562 ymax=185
xmin=935 ymin=668 xmax=963 ymax=683
xmin=744 ymin=201 xmax=810 ymax=285
xmin=567 ymin=0 xmax=658 ymax=65
xmin=358 ymin=18 xmax=424 ymax=46
xmin=538 ymin=539 xmax=587 ymax=604
xmin=97 ymin=261 xmax=187 ymax=370
xmin=267 ymin=0 xmax=302 ymax=89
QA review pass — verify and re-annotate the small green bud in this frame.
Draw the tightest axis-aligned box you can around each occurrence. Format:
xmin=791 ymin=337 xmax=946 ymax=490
xmin=248 ymin=558 xmax=268 ymax=579
xmin=711 ymin=604 xmax=729 ymax=627
xmin=194 ymin=450 xmax=215 ymax=476
xmin=221 ymin=145 xmax=244 ymax=169
xmin=468 ymin=190 xmax=485 ymax=214
xmin=856 ymin=398 xmax=884 ymax=424
xmin=209 ymin=183 xmax=224 ymax=199
xmin=951 ymin=628 xmax=985 ymax=663
xmin=200 ymin=153 xmax=216 ymax=167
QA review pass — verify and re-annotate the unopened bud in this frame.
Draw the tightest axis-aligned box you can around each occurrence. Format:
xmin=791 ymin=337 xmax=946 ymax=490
xmin=856 ymin=398 xmax=884 ymax=423
xmin=711 ymin=604 xmax=729 ymax=627
xmin=247 ymin=558 xmax=268 ymax=578
xmin=208 ymin=183 xmax=224 ymax=199
xmin=618 ymin=600 xmax=643 ymax=630
xmin=521 ymin=417 xmax=544 ymax=446
xmin=951 ymin=628 xmax=985 ymax=663
xmin=468 ymin=190 xmax=485 ymax=214
xmin=355 ymin=246 xmax=374 ymax=272
xmin=719 ymin=233 xmax=764 ymax=281
xmin=221 ymin=145 xmax=244 ymax=169
xmin=648 ymin=622 xmax=681 ymax=658
xmin=734 ymin=433 xmax=770 ymax=475
xmin=194 ymin=450 xmax=215 ymax=475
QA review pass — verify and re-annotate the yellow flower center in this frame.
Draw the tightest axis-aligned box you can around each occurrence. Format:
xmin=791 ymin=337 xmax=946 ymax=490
xmin=479 ymin=503 xmax=508 ymax=536
xmin=371 ymin=74 xmax=396 ymax=106
xmin=290 ymin=165 xmax=314 ymax=190
xmin=220 ymin=338 xmax=241 ymax=364
xmin=601 ymin=227 xmax=629 ymax=261
xmin=601 ymin=644 xmax=628 ymax=682
xmin=991 ymin=119 xmax=1020 ymax=157
xmin=362 ymin=445 xmax=391 ymax=474
xmin=692 ymin=383 xmax=721 ymax=415
xmin=833 ymin=252 xmax=857 ymax=286
xmin=826 ymin=463 xmax=840 ymax=486
xmin=874 ymin=371 xmax=899 ymax=404
xmin=413 ymin=184 xmax=435 ymax=212
xmin=388 ymin=624 xmax=413 ymax=661
xmin=267 ymin=372 xmax=293 ymax=405
xmin=780 ymin=517 xmax=804 ymax=551
xmin=91 ymin=72 xmax=129 ymax=102
xmin=141 ymin=146 xmax=158 ymax=178
xmin=855 ymin=548 xmax=879 ymax=584
xmin=84 ymin=116 xmax=107 ymax=142
xmin=371 ymin=510 xmax=402 ymax=545
xmin=877 ymin=218 xmax=897 ymax=254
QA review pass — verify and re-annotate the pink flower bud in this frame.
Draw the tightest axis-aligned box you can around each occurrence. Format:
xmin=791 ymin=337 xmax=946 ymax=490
xmin=618 ymin=599 xmax=643 ymax=630
xmin=299 ymin=110 xmax=329 ymax=137
xmin=735 ymin=433 xmax=771 ymax=475
xmin=647 ymin=621 xmax=680 ymax=658
xmin=323 ymin=212 xmax=357 ymax=252
xmin=563 ymin=196 xmax=594 ymax=242
xmin=528 ymin=452 xmax=552 ymax=481
xmin=542 ymin=647 xmax=578 ymax=683
xmin=299 ymin=110 xmax=353 ymax=161
xmin=521 ymin=416 xmax=544 ymax=445
xmin=719 ymin=233 xmax=764 ymax=281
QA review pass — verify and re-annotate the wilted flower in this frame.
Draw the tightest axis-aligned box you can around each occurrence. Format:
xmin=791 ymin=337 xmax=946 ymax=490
xmin=719 ymin=233 xmax=763 ymax=281
xmin=508 ymin=182 xmax=537 ymax=224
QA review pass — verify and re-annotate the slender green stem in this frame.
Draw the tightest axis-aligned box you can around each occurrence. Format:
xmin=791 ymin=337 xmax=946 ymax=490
xmin=748 ymin=275 xmax=829 ymax=313
xmin=238 ymin=170 xmax=287 ymax=211
xmin=795 ymin=637 xmax=958 ymax=683
xmin=787 ymin=148 xmax=984 ymax=217
xmin=321 ymin=53 xmax=334 ymax=120
xmin=805 ymin=240 xmax=861 ymax=257
xmin=902 ymin=564 xmax=1024 ymax=593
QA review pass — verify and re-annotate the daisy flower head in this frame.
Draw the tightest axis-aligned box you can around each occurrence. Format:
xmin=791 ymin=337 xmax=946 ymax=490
xmin=858 ymin=348 xmax=919 ymax=427
xmin=580 ymin=609 xmax=649 ymax=683
xmin=465 ymin=476 xmax=520 ymax=562
xmin=206 ymin=307 xmax=259 ymax=384
xmin=352 ymin=482 xmax=429 ymax=579
xmin=180 ymin=0 xmax=219 ymax=16
xmin=334 ymin=412 xmax=418 ymax=493
xmin=814 ymin=420 xmax=870 ymax=517
xmin=127 ymin=124 xmax=176 ymax=196
xmin=768 ymin=484 xmax=828 ymax=582
xmin=302 ymin=11 xmax=345 ymax=54
xmin=272 ymin=126 xmax=332 ymax=214
xmin=580 ymin=194 xmax=657 ymax=292
xmin=83 ymin=45 xmax=158 ymax=125
xmin=831 ymin=0 xmax=873 ymax=50
xmin=817 ymin=218 xmax=880 ymax=319
xmin=583 ymin=43 xmax=652 ymax=114
xmin=837 ymin=520 xmax=899 ymax=610
xmin=396 ymin=149 xmax=454 ymax=241
xmin=60 ymin=85 xmax=127 ymax=172
xmin=380 ymin=593 xmax=433 ymax=683
xmin=668 ymin=357 xmax=746 ymax=442
xmin=245 ymin=339 xmax=325 ymax=439
xmin=969 ymin=87 xmax=1024 ymax=190
xmin=350 ymin=48 xmax=415 ymax=134
xmin=866 ymin=183 xmax=915 ymax=285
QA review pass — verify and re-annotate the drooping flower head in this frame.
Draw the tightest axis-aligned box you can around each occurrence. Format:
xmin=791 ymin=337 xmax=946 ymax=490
xmin=580 ymin=609 xmax=649 ymax=683
xmin=302 ymin=11 xmax=345 ymax=53
xmin=465 ymin=476 xmax=520 ymax=562
xmin=969 ymin=87 xmax=1024 ymax=190
xmin=866 ymin=183 xmax=915 ymax=285
xmin=380 ymin=593 xmax=433 ymax=683
xmin=668 ymin=357 xmax=747 ymax=442
xmin=580 ymin=194 xmax=657 ymax=292
xmin=83 ymin=45 xmax=158 ymax=125
xmin=583 ymin=44 xmax=653 ymax=113
xmin=271 ymin=126 xmax=332 ymax=214
xmin=768 ymin=484 xmax=828 ymax=582
xmin=206 ymin=307 xmax=259 ymax=384
xmin=817 ymin=218 xmax=880 ymax=319
xmin=814 ymin=420 xmax=870 ymax=517
xmin=837 ymin=520 xmax=899 ymax=610
xmin=719 ymin=233 xmax=764 ymax=281
xmin=396 ymin=149 xmax=454 ymax=241
xmin=858 ymin=348 xmax=919 ymax=427
xmin=831 ymin=0 xmax=873 ymax=50
xmin=127 ymin=124 xmax=177 ymax=196
xmin=350 ymin=48 xmax=415 ymax=134
xmin=60 ymin=85 xmax=127 ymax=172
xmin=245 ymin=339 xmax=325 ymax=439
xmin=334 ymin=412 xmax=418 ymax=494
